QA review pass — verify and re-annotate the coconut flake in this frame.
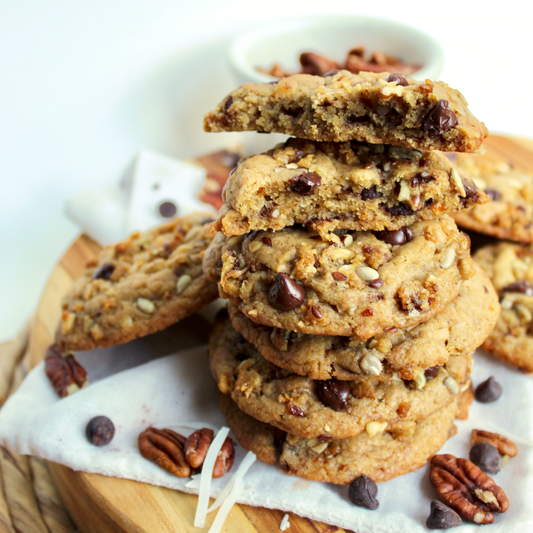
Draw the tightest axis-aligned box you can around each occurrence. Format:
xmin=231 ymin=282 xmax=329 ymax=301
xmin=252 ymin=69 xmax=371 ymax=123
xmin=194 ymin=426 xmax=230 ymax=528
xmin=207 ymin=451 xmax=257 ymax=513
xmin=485 ymin=422 xmax=533 ymax=447
xmin=207 ymin=477 xmax=244 ymax=533
xmin=280 ymin=513 xmax=290 ymax=530
xmin=154 ymin=422 xmax=219 ymax=432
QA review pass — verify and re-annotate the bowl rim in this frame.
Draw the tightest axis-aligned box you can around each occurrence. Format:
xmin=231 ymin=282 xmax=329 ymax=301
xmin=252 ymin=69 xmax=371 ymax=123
xmin=229 ymin=14 xmax=445 ymax=84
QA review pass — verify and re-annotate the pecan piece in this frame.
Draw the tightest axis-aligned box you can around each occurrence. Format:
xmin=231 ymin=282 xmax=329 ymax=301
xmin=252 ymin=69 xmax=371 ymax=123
xmin=44 ymin=344 xmax=88 ymax=397
xmin=429 ymin=454 xmax=509 ymax=524
xmin=472 ymin=429 xmax=518 ymax=458
xmin=138 ymin=427 xmax=190 ymax=477
xmin=184 ymin=428 xmax=214 ymax=468
xmin=213 ymin=437 xmax=235 ymax=478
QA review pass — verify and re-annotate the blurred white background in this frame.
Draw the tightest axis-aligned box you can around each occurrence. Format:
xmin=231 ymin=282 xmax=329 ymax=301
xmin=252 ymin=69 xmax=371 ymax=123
xmin=1 ymin=0 xmax=532 ymax=341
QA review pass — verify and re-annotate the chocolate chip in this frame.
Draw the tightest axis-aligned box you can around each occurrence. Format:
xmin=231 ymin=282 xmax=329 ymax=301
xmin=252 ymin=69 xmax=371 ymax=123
xmin=224 ymin=96 xmax=233 ymax=112
xmin=502 ymin=280 xmax=533 ymax=296
xmin=368 ymin=278 xmax=384 ymax=289
xmin=422 ymin=99 xmax=458 ymax=135
xmin=424 ymin=366 xmax=441 ymax=379
xmin=348 ymin=475 xmax=379 ymax=510
xmin=332 ymin=272 xmax=347 ymax=281
xmin=268 ymin=273 xmax=306 ymax=311
xmin=386 ymin=73 xmax=409 ymax=87
xmin=361 ymin=185 xmax=383 ymax=201
xmin=288 ymin=172 xmax=321 ymax=196
xmin=426 ymin=500 xmax=462 ymax=529
xmin=475 ymin=376 xmax=502 ymax=403
xmin=86 ymin=416 xmax=115 ymax=446
xmin=316 ymin=379 xmax=351 ymax=411
xmin=323 ymin=69 xmax=341 ymax=77
xmin=377 ymin=227 xmax=414 ymax=245
xmin=93 ymin=262 xmax=115 ymax=280
xmin=378 ymin=228 xmax=405 ymax=245
xmin=469 ymin=441 xmax=501 ymax=473
xmin=261 ymin=237 xmax=272 ymax=247
xmin=484 ymin=188 xmax=501 ymax=201
xmin=158 ymin=201 xmax=178 ymax=218
xmin=403 ymin=227 xmax=414 ymax=241
xmin=311 ymin=305 xmax=323 ymax=319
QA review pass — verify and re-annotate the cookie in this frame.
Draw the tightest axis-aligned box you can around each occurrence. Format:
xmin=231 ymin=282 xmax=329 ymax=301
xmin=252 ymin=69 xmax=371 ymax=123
xmin=57 ymin=213 xmax=219 ymax=351
xmin=209 ymin=312 xmax=472 ymax=439
xmin=218 ymin=392 xmax=458 ymax=484
xmin=214 ymin=138 xmax=488 ymax=237
xmin=204 ymin=70 xmax=487 ymax=152
xmin=474 ymin=242 xmax=533 ymax=373
xmin=203 ymin=216 xmax=475 ymax=338
xmin=452 ymin=153 xmax=533 ymax=243
xmin=228 ymin=263 xmax=499 ymax=381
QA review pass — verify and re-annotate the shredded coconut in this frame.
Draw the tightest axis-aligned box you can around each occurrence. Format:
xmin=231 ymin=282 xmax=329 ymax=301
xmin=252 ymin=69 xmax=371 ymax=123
xmin=194 ymin=426 xmax=229 ymax=528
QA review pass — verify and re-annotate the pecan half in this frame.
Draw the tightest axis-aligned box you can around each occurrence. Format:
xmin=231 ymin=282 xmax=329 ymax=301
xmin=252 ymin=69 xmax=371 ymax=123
xmin=184 ymin=428 xmax=214 ymax=468
xmin=44 ymin=344 xmax=88 ymax=397
xmin=213 ymin=437 xmax=235 ymax=478
xmin=138 ymin=427 xmax=190 ymax=477
xmin=430 ymin=454 xmax=509 ymax=524
xmin=472 ymin=429 xmax=518 ymax=458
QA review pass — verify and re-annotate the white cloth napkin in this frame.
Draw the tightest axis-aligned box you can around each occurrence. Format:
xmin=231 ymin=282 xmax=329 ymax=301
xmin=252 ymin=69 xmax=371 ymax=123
xmin=0 ymin=318 xmax=531 ymax=533
xmin=65 ymin=149 xmax=214 ymax=245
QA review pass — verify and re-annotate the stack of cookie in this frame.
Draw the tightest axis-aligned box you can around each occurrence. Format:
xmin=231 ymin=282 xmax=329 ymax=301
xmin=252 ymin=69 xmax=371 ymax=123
xmin=203 ymin=70 xmax=501 ymax=484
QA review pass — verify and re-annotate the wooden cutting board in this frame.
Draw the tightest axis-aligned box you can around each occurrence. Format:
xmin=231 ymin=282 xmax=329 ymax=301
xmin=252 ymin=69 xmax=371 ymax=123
xmin=28 ymin=134 xmax=533 ymax=533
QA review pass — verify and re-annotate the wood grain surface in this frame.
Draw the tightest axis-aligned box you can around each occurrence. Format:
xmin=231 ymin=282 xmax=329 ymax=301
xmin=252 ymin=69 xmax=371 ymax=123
xmin=1 ymin=134 xmax=532 ymax=533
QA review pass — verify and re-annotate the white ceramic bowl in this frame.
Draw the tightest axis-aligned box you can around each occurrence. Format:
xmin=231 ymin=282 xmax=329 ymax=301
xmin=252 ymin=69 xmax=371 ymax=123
xmin=229 ymin=15 xmax=444 ymax=86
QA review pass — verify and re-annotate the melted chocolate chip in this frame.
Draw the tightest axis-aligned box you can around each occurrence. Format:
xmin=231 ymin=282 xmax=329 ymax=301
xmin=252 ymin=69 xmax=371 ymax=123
xmin=422 ymin=99 xmax=458 ymax=135
xmin=261 ymin=237 xmax=272 ymax=247
xmin=268 ymin=273 xmax=306 ymax=311
xmin=502 ymin=280 xmax=533 ymax=296
xmin=361 ymin=185 xmax=383 ymax=201
xmin=288 ymin=172 xmax=321 ymax=196
xmin=316 ymin=379 xmax=351 ymax=411
xmin=386 ymin=73 xmax=409 ymax=87
xmin=93 ymin=262 xmax=115 ymax=280
xmin=475 ymin=376 xmax=502 ymax=403
xmin=385 ymin=203 xmax=416 ymax=216
xmin=158 ymin=201 xmax=178 ymax=218
xmin=424 ymin=366 xmax=440 ymax=379
xmin=86 ymin=416 xmax=115 ymax=446
xmin=484 ymin=188 xmax=502 ymax=201
xmin=260 ymin=206 xmax=271 ymax=217
xmin=469 ymin=442 xmax=501 ymax=473
xmin=411 ymin=174 xmax=434 ymax=187
xmin=426 ymin=500 xmax=462 ymax=529
xmin=348 ymin=475 xmax=379 ymax=510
